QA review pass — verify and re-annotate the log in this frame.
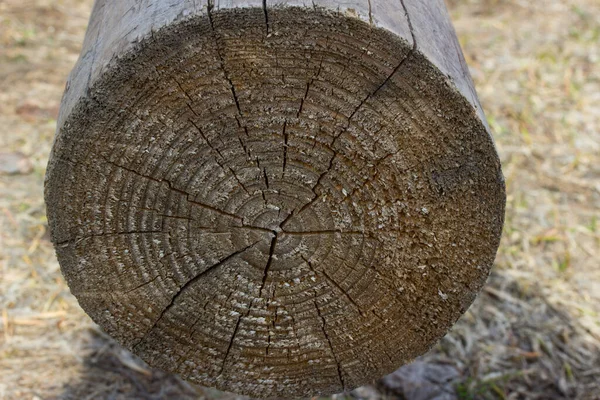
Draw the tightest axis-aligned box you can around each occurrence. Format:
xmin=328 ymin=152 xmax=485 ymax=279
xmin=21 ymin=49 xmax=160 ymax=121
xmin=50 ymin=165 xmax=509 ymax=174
xmin=45 ymin=0 xmax=505 ymax=397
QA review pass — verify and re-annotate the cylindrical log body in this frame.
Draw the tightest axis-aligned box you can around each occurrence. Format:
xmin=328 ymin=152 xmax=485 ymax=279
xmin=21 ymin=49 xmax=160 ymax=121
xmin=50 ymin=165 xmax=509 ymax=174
xmin=45 ymin=0 xmax=505 ymax=397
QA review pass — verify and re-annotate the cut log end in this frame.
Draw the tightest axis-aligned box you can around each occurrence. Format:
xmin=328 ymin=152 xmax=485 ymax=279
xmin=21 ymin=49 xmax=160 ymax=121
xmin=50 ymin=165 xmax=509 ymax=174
xmin=45 ymin=4 xmax=505 ymax=398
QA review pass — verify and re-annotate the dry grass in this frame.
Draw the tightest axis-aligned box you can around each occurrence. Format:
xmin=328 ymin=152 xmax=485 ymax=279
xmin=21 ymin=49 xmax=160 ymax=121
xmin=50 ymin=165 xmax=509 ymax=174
xmin=0 ymin=0 xmax=598 ymax=399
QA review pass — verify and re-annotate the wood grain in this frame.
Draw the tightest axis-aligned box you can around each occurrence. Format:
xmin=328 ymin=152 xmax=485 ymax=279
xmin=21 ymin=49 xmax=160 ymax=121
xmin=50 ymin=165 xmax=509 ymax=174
xmin=45 ymin=0 xmax=505 ymax=397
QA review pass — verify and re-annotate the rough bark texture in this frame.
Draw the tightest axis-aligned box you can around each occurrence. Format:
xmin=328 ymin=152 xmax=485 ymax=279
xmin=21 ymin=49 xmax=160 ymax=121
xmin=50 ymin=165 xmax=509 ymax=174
xmin=45 ymin=0 xmax=505 ymax=398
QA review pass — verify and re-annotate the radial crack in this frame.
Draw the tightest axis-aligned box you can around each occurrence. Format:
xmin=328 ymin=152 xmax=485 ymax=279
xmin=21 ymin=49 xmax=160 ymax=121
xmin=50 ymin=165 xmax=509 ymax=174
xmin=262 ymin=0 xmax=270 ymax=35
xmin=173 ymin=78 xmax=254 ymax=199
xmin=228 ymin=166 xmax=252 ymax=196
xmin=314 ymin=297 xmax=345 ymax=389
xmin=303 ymin=256 xmax=365 ymax=317
xmin=297 ymin=82 xmax=310 ymax=118
xmin=219 ymin=315 xmax=242 ymax=375
xmin=291 ymin=6 xmax=418 ymax=217
xmin=258 ymin=234 xmax=278 ymax=298
xmin=122 ymin=274 xmax=161 ymax=294
xmin=282 ymin=120 xmax=289 ymax=175
xmin=263 ymin=167 xmax=270 ymax=190
xmin=83 ymin=155 xmax=273 ymax=235
xmin=133 ymin=240 xmax=259 ymax=350
xmin=187 ymin=118 xmax=225 ymax=160
xmin=100 ymin=157 xmax=267 ymax=229
xmin=207 ymin=1 xmax=253 ymax=162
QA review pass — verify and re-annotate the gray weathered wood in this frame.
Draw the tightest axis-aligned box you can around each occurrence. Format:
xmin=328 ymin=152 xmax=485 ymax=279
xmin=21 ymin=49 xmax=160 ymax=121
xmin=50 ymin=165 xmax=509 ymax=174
xmin=46 ymin=0 xmax=505 ymax=398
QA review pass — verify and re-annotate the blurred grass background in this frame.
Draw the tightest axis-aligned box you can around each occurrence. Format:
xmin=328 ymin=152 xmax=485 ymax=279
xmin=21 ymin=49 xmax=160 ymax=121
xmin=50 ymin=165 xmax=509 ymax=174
xmin=1 ymin=0 xmax=599 ymax=399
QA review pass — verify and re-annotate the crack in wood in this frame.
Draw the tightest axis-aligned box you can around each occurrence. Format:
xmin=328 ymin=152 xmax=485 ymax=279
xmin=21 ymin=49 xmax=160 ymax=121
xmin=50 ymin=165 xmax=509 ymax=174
xmin=307 ymin=49 xmax=327 ymax=150
xmin=219 ymin=314 xmax=242 ymax=375
xmin=303 ymin=256 xmax=365 ymax=317
xmin=262 ymin=0 xmax=270 ymax=36
xmin=122 ymin=274 xmax=161 ymax=294
xmin=281 ymin=120 xmax=289 ymax=176
xmin=314 ymin=297 xmax=345 ymax=390
xmin=187 ymin=116 xmax=225 ymax=160
xmin=399 ymin=0 xmax=417 ymax=51
xmin=99 ymin=157 xmax=273 ymax=233
xmin=207 ymin=0 xmax=253 ymax=160
xmin=255 ymin=156 xmax=271 ymax=208
xmin=258 ymin=233 xmax=279 ymax=298
xmin=287 ymin=3 xmax=418 ymax=222
xmin=228 ymin=166 xmax=252 ymax=196
xmin=132 ymin=240 xmax=260 ymax=351
xmin=172 ymin=77 xmax=255 ymax=200
xmin=263 ymin=167 xmax=270 ymax=190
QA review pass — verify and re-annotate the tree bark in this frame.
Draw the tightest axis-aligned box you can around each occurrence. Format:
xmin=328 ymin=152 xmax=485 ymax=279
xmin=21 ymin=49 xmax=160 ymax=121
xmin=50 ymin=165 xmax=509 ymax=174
xmin=45 ymin=0 xmax=505 ymax=397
